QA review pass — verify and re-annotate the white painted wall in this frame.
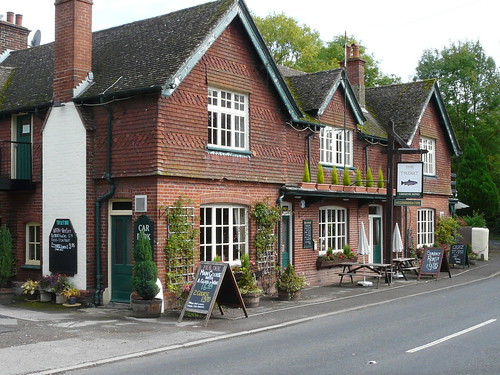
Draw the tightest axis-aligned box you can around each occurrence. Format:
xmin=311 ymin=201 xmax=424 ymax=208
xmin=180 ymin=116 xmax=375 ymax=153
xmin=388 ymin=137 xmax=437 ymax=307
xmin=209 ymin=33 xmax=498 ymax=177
xmin=42 ymin=103 xmax=87 ymax=289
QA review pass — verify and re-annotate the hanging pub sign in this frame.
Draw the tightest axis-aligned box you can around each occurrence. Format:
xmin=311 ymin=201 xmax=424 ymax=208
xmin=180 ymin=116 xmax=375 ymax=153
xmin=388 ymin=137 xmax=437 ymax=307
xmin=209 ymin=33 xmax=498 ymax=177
xmin=134 ymin=215 xmax=154 ymax=253
xmin=396 ymin=162 xmax=423 ymax=198
xmin=49 ymin=219 xmax=77 ymax=276
xmin=178 ymin=262 xmax=247 ymax=326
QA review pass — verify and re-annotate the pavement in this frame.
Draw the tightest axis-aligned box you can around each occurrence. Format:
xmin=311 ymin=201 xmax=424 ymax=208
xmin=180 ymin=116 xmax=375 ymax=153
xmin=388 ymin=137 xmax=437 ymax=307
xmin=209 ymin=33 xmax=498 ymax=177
xmin=1 ymin=240 xmax=499 ymax=375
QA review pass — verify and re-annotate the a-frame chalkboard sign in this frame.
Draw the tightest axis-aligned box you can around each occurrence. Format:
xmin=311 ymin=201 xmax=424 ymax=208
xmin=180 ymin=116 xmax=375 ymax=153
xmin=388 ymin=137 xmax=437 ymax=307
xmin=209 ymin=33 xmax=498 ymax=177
xmin=417 ymin=248 xmax=452 ymax=280
xmin=448 ymin=244 xmax=469 ymax=269
xmin=178 ymin=262 xmax=248 ymax=326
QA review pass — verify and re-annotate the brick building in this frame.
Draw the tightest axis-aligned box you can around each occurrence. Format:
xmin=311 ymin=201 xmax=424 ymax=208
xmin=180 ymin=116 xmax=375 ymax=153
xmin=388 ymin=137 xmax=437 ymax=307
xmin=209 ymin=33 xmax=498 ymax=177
xmin=0 ymin=0 xmax=459 ymax=306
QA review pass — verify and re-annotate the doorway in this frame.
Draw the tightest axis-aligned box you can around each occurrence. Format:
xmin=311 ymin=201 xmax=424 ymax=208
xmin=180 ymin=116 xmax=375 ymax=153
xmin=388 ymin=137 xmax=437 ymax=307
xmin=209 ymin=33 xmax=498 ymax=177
xmin=369 ymin=205 xmax=383 ymax=263
xmin=280 ymin=202 xmax=293 ymax=268
xmin=14 ymin=115 xmax=32 ymax=179
xmin=109 ymin=200 xmax=133 ymax=303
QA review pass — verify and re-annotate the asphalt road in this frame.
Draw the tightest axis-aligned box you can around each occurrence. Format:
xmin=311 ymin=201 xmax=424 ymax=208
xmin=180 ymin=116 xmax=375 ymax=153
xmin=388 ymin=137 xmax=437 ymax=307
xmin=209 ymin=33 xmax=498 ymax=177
xmin=64 ymin=276 xmax=500 ymax=375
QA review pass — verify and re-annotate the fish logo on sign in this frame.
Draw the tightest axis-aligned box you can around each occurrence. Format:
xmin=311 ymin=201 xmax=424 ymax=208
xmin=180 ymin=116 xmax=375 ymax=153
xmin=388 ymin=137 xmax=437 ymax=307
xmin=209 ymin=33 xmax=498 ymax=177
xmin=401 ymin=179 xmax=418 ymax=186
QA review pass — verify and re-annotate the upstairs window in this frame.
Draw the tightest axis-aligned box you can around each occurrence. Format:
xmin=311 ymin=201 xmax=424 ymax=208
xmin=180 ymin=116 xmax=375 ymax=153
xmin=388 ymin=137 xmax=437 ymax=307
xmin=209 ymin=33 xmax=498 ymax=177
xmin=420 ymin=137 xmax=435 ymax=176
xmin=320 ymin=127 xmax=352 ymax=167
xmin=208 ymin=88 xmax=248 ymax=151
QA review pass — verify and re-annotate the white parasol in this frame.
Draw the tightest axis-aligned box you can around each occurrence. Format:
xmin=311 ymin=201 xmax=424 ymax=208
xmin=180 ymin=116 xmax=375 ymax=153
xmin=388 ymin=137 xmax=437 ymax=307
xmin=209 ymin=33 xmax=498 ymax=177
xmin=357 ymin=222 xmax=372 ymax=287
xmin=393 ymin=223 xmax=404 ymax=278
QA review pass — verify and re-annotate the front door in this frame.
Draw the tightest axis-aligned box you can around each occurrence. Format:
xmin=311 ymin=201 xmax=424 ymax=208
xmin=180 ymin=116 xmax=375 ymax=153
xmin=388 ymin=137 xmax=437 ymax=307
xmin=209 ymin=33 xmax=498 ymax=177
xmin=111 ymin=215 xmax=133 ymax=302
xmin=370 ymin=216 xmax=382 ymax=263
xmin=15 ymin=115 xmax=32 ymax=179
xmin=280 ymin=202 xmax=292 ymax=268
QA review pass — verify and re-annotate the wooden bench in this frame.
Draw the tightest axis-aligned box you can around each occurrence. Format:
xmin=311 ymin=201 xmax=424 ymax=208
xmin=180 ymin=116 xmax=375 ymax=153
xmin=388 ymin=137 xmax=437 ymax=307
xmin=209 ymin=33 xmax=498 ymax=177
xmin=336 ymin=272 xmax=383 ymax=288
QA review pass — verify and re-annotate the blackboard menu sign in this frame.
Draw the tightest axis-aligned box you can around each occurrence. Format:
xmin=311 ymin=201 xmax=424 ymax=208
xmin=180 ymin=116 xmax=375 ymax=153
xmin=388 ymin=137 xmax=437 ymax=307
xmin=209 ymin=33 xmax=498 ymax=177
xmin=49 ymin=219 xmax=77 ymax=276
xmin=418 ymin=248 xmax=451 ymax=280
xmin=449 ymin=244 xmax=469 ymax=268
xmin=178 ymin=262 xmax=247 ymax=326
xmin=303 ymin=220 xmax=313 ymax=249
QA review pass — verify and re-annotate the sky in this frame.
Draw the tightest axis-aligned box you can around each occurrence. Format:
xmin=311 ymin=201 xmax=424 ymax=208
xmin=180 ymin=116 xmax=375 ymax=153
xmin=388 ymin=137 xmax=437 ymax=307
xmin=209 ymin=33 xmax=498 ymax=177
xmin=2 ymin=0 xmax=498 ymax=81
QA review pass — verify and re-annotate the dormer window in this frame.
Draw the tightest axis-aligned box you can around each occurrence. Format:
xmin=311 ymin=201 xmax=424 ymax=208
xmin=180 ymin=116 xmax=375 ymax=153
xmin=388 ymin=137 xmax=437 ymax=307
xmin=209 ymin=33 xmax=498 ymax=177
xmin=420 ymin=137 xmax=435 ymax=176
xmin=320 ymin=127 xmax=352 ymax=167
xmin=208 ymin=88 xmax=248 ymax=152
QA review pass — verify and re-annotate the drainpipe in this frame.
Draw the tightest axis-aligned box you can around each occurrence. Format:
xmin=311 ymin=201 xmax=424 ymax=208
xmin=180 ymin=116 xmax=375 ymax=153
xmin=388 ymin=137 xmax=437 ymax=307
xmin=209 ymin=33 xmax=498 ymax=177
xmin=364 ymin=144 xmax=370 ymax=175
xmin=276 ymin=188 xmax=286 ymax=268
xmin=94 ymin=101 xmax=115 ymax=306
xmin=305 ymin=132 xmax=314 ymax=181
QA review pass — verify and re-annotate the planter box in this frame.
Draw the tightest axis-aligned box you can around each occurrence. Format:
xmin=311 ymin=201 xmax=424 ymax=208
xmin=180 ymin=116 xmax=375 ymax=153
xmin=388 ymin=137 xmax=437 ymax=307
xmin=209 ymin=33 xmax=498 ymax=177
xmin=329 ymin=184 xmax=343 ymax=192
xmin=316 ymin=256 xmax=358 ymax=269
xmin=355 ymin=186 xmax=367 ymax=192
xmin=299 ymin=182 xmax=316 ymax=190
xmin=316 ymin=183 xmax=330 ymax=191
xmin=366 ymin=187 xmax=378 ymax=194
xmin=343 ymin=186 xmax=356 ymax=192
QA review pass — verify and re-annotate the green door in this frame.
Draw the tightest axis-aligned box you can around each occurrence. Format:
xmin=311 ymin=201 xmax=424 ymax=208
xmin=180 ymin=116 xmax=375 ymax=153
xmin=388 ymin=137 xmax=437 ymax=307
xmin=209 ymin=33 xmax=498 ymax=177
xmin=281 ymin=215 xmax=291 ymax=268
xmin=16 ymin=115 xmax=32 ymax=179
xmin=111 ymin=216 xmax=133 ymax=302
xmin=372 ymin=217 xmax=382 ymax=263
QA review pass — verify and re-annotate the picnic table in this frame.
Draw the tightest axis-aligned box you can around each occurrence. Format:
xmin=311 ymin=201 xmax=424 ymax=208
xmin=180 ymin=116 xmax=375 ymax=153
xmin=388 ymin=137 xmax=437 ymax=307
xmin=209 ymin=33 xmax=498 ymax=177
xmin=392 ymin=257 xmax=420 ymax=280
xmin=337 ymin=262 xmax=393 ymax=288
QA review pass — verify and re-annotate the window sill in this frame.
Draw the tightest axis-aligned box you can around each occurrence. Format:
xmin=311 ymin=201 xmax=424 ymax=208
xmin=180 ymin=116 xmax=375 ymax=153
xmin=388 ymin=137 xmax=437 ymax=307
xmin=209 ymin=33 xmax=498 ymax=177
xmin=206 ymin=146 xmax=252 ymax=157
xmin=21 ymin=264 xmax=41 ymax=270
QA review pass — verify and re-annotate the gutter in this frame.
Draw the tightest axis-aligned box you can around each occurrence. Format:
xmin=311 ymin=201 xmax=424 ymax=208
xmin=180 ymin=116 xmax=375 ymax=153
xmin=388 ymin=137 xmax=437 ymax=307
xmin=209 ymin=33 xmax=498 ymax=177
xmin=94 ymin=100 xmax=115 ymax=306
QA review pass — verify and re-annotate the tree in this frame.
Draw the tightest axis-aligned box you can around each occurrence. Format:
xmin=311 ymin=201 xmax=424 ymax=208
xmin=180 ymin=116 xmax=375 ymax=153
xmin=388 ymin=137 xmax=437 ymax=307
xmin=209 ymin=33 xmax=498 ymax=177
xmin=415 ymin=41 xmax=500 ymax=188
xmin=254 ymin=14 xmax=400 ymax=86
xmin=456 ymin=136 xmax=499 ymax=223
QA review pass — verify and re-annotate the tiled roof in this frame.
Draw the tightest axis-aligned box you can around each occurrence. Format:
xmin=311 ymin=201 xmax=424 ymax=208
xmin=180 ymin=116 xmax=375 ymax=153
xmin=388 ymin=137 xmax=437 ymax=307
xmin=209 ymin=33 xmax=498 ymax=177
xmin=0 ymin=0 xmax=235 ymax=112
xmin=284 ymin=69 xmax=342 ymax=113
xmin=365 ymin=80 xmax=437 ymax=142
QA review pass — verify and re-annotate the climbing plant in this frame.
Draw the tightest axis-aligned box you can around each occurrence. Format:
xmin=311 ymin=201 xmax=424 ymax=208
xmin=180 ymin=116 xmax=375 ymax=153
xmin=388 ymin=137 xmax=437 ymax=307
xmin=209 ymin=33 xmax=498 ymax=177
xmin=164 ymin=197 xmax=197 ymax=293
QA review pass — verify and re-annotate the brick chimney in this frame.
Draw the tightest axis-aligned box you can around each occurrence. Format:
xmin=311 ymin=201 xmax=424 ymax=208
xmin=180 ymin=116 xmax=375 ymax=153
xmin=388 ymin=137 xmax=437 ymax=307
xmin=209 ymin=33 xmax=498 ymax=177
xmin=0 ymin=11 xmax=30 ymax=54
xmin=341 ymin=43 xmax=366 ymax=108
xmin=53 ymin=0 xmax=93 ymax=103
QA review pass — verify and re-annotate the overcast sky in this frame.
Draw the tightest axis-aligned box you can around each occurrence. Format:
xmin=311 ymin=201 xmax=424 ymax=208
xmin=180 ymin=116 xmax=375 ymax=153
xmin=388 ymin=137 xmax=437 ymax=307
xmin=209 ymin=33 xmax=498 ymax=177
xmin=2 ymin=0 xmax=498 ymax=81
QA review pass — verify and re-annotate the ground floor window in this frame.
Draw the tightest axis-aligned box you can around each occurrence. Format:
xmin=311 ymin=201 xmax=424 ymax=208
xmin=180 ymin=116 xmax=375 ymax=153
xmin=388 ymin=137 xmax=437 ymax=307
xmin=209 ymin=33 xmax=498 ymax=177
xmin=417 ymin=208 xmax=435 ymax=247
xmin=200 ymin=205 xmax=248 ymax=264
xmin=25 ymin=222 xmax=40 ymax=265
xmin=319 ymin=206 xmax=347 ymax=252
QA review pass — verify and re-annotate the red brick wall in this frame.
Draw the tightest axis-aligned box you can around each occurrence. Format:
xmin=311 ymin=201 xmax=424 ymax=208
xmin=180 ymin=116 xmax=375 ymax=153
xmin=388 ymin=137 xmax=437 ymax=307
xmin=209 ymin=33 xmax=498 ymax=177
xmin=0 ymin=16 xmax=29 ymax=53
xmin=53 ymin=0 xmax=93 ymax=102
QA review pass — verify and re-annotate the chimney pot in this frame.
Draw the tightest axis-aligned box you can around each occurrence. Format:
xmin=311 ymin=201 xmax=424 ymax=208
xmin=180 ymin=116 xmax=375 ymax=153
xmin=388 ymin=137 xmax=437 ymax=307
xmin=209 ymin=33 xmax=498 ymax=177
xmin=6 ymin=11 xmax=14 ymax=23
xmin=15 ymin=14 xmax=22 ymax=26
xmin=352 ymin=44 xmax=360 ymax=58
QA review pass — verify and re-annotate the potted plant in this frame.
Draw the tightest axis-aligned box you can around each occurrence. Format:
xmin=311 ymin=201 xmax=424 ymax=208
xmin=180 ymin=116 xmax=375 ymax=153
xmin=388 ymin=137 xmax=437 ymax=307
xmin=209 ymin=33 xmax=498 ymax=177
xmin=62 ymin=286 xmax=80 ymax=305
xmin=354 ymin=168 xmax=366 ymax=192
xmin=342 ymin=168 xmax=355 ymax=192
xmin=330 ymin=167 xmax=342 ymax=191
xmin=21 ymin=279 xmax=39 ymax=301
xmin=237 ymin=254 xmax=262 ymax=308
xmin=316 ymin=164 xmax=329 ymax=190
xmin=276 ymin=264 xmax=308 ymax=301
xmin=316 ymin=245 xmax=358 ymax=269
xmin=53 ymin=274 xmax=70 ymax=304
xmin=299 ymin=161 xmax=315 ymax=189
xmin=131 ymin=231 xmax=161 ymax=318
xmin=0 ymin=226 xmax=15 ymax=288
xmin=377 ymin=168 xmax=386 ymax=193
xmin=38 ymin=274 xmax=55 ymax=302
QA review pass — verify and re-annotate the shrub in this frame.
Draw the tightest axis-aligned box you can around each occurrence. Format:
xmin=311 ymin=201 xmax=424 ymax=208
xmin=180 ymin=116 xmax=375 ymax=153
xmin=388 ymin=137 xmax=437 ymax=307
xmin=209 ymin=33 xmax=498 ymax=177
xmin=377 ymin=168 xmax=385 ymax=188
xmin=343 ymin=168 xmax=351 ymax=186
xmin=132 ymin=231 xmax=159 ymax=300
xmin=460 ymin=211 xmax=487 ymax=228
xmin=331 ymin=167 xmax=339 ymax=185
xmin=316 ymin=164 xmax=325 ymax=184
xmin=355 ymin=168 xmax=363 ymax=186
xmin=366 ymin=167 xmax=374 ymax=187
xmin=435 ymin=216 xmax=461 ymax=247
xmin=276 ymin=264 xmax=308 ymax=294
xmin=0 ymin=226 xmax=15 ymax=286
xmin=302 ymin=161 xmax=311 ymax=182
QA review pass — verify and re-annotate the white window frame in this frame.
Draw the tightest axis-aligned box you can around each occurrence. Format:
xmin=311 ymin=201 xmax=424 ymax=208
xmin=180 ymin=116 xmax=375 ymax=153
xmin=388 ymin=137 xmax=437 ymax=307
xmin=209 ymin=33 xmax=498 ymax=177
xmin=200 ymin=204 xmax=248 ymax=264
xmin=417 ymin=208 xmax=435 ymax=248
xmin=419 ymin=137 xmax=436 ymax=176
xmin=319 ymin=206 xmax=348 ymax=253
xmin=208 ymin=88 xmax=248 ymax=151
xmin=320 ymin=127 xmax=352 ymax=167
xmin=25 ymin=222 xmax=40 ymax=266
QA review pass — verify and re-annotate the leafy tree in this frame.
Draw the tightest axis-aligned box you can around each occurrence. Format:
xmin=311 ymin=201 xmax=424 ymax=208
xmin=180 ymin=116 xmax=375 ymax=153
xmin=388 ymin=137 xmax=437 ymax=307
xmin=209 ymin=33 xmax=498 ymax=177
xmin=316 ymin=164 xmax=325 ymax=183
xmin=132 ymin=231 xmax=159 ymax=300
xmin=254 ymin=14 xmax=400 ymax=86
xmin=331 ymin=167 xmax=339 ymax=185
xmin=365 ymin=167 xmax=374 ymax=187
xmin=302 ymin=160 xmax=310 ymax=182
xmin=415 ymin=40 xmax=500 ymax=188
xmin=456 ymin=136 xmax=499 ymax=222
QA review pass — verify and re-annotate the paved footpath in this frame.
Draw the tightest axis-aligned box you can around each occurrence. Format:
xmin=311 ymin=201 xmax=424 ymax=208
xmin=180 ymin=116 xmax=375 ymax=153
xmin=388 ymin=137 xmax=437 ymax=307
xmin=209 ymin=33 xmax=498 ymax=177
xmin=1 ymin=242 xmax=499 ymax=375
